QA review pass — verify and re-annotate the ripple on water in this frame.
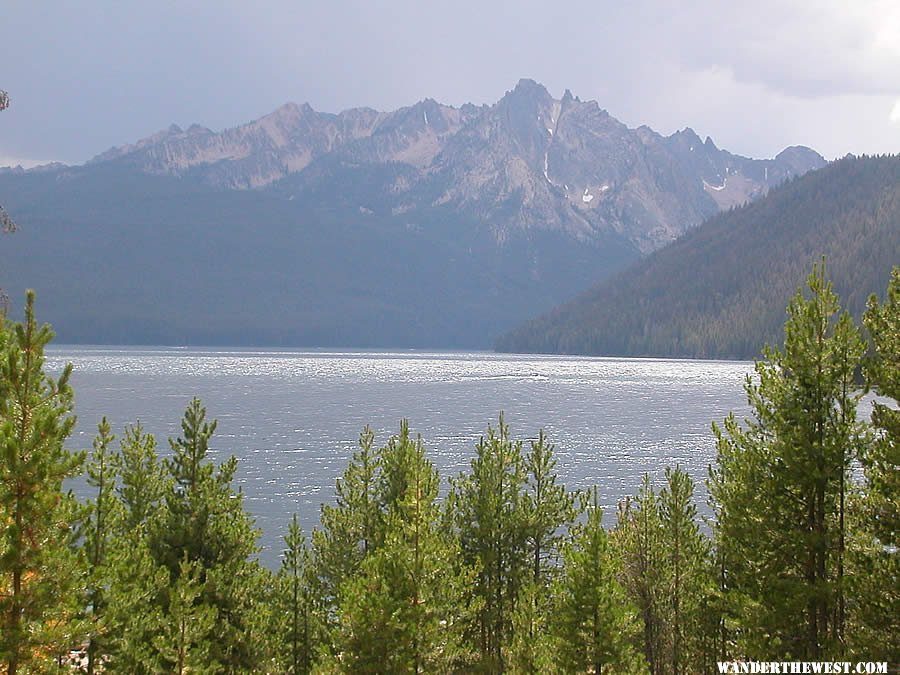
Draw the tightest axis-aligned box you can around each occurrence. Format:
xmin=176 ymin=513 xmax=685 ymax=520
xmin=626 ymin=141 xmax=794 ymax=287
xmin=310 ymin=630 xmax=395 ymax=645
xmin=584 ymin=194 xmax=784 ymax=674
xmin=48 ymin=346 xmax=753 ymax=568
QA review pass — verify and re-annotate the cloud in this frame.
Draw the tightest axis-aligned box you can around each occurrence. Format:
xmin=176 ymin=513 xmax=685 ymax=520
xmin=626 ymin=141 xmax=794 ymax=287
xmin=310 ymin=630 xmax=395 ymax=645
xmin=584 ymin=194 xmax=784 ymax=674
xmin=891 ymin=100 xmax=900 ymax=123
xmin=669 ymin=0 xmax=900 ymax=99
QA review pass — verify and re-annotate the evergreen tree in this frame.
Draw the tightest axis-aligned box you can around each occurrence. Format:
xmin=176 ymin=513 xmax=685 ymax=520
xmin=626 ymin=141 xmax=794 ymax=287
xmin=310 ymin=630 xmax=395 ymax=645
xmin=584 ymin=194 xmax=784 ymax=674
xmin=848 ymin=267 xmax=899 ymax=660
xmin=0 ymin=291 xmax=85 ymax=674
xmin=102 ymin=424 xmax=171 ymax=673
xmin=103 ymin=524 xmax=169 ymax=674
xmin=116 ymin=421 xmax=167 ymax=531
xmin=329 ymin=422 xmax=476 ymax=673
xmin=153 ymin=398 xmax=266 ymax=672
xmin=522 ymin=429 xmax=581 ymax=587
xmin=507 ymin=429 xmax=579 ymax=674
xmin=554 ymin=488 xmax=644 ymax=674
xmin=82 ymin=418 xmax=120 ymax=674
xmin=448 ymin=415 xmax=528 ymax=671
xmin=507 ymin=579 xmax=557 ymax=674
xmin=709 ymin=264 xmax=865 ymax=659
xmin=275 ymin=513 xmax=319 ymax=674
xmin=154 ymin=556 xmax=219 ymax=675
xmin=614 ymin=474 xmax=666 ymax=673
xmin=657 ymin=467 xmax=712 ymax=674
xmin=312 ymin=425 xmax=381 ymax=637
xmin=860 ymin=266 xmax=899 ymax=556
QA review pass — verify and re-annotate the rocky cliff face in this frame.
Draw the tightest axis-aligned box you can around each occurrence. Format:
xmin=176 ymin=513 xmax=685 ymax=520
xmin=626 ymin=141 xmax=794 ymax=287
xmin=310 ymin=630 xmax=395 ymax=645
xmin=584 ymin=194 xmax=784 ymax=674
xmin=85 ymin=79 xmax=826 ymax=251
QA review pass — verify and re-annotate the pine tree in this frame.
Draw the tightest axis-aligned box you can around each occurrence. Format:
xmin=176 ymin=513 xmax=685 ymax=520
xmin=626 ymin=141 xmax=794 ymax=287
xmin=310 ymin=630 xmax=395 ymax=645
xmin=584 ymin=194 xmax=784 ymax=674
xmin=522 ymin=429 xmax=581 ymax=587
xmin=507 ymin=579 xmax=558 ymax=674
xmin=709 ymin=264 xmax=865 ymax=659
xmin=554 ymin=488 xmax=644 ymax=674
xmin=116 ymin=421 xmax=167 ymax=531
xmin=329 ymin=422 xmax=477 ymax=673
xmin=614 ymin=474 xmax=666 ymax=673
xmin=312 ymin=425 xmax=381 ymax=637
xmin=657 ymin=467 xmax=712 ymax=675
xmin=860 ymin=266 xmax=899 ymax=556
xmin=848 ymin=267 xmax=899 ymax=660
xmin=103 ymin=525 xmax=169 ymax=674
xmin=82 ymin=418 xmax=120 ymax=674
xmin=0 ymin=291 xmax=85 ymax=674
xmin=448 ymin=415 xmax=528 ymax=671
xmin=154 ymin=556 xmax=219 ymax=675
xmin=506 ymin=429 xmax=579 ymax=674
xmin=275 ymin=513 xmax=319 ymax=674
xmin=102 ymin=424 xmax=171 ymax=673
xmin=153 ymin=398 xmax=266 ymax=672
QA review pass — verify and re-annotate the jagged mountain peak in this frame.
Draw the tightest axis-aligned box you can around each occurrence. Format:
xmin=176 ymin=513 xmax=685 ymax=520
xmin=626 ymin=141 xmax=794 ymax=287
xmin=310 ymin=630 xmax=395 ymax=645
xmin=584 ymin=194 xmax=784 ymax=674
xmin=81 ymin=79 xmax=826 ymax=249
xmin=513 ymin=77 xmax=550 ymax=94
xmin=262 ymin=101 xmax=301 ymax=120
xmin=500 ymin=78 xmax=554 ymax=108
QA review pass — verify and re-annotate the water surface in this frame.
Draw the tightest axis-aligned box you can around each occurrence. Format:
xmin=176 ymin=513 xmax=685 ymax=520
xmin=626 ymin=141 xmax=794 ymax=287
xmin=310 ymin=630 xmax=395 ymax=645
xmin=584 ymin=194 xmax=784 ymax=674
xmin=48 ymin=347 xmax=754 ymax=567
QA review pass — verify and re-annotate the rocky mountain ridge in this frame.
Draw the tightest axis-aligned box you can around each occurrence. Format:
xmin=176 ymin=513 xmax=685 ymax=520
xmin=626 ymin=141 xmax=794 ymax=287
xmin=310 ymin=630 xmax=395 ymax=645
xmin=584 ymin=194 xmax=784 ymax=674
xmin=77 ymin=79 xmax=826 ymax=252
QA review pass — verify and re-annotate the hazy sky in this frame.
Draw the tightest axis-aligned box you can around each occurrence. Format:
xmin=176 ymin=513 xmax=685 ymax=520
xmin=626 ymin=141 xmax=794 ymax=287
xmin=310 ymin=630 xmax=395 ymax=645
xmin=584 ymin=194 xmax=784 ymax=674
xmin=2 ymin=0 xmax=899 ymax=167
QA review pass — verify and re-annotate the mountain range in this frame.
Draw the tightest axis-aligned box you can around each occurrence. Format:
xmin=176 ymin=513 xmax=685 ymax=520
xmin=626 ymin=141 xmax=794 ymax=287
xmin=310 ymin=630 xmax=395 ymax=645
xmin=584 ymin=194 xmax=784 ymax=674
xmin=0 ymin=80 xmax=825 ymax=348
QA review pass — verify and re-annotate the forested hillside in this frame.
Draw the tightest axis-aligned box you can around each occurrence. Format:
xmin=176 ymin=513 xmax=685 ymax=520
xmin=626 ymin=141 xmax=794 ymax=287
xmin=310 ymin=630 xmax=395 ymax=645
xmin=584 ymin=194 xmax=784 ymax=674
xmin=497 ymin=155 xmax=900 ymax=358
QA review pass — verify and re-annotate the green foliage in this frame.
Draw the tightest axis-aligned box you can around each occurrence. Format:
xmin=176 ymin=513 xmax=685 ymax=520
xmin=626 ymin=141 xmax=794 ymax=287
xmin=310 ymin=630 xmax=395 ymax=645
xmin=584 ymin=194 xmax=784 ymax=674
xmin=98 ymin=422 xmax=174 ymax=671
xmin=507 ymin=580 xmax=557 ymax=674
xmin=710 ymin=264 xmax=866 ymax=659
xmin=860 ymin=267 xmax=899 ymax=550
xmin=154 ymin=556 xmax=220 ymax=675
xmin=154 ymin=398 xmax=265 ymax=672
xmin=657 ymin=467 xmax=714 ymax=674
xmin=554 ymin=488 xmax=644 ymax=674
xmin=102 ymin=525 xmax=169 ymax=673
xmin=847 ymin=267 xmax=899 ymax=660
xmin=312 ymin=426 xmax=381 ymax=639
xmin=522 ymin=429 xmax=582 ymax=586
xmin=159 ymin=398 xmax=220 ymax=572
xmin=1 ymin=264 xmax=897 ymax=671
xmin=328 ymin=422 xmax=477 ymax=673
xmin=448 ymin=415 xmax=528 ymax=671
xmin=82 ymin=418 xmax=121 ymax=674
xmin=86 ymin=400 xmax=269 ymax=673
xmin=614 ymin=474 xmax=666 ymax=672
xmin=0 ymin=291 xmax=85 ymax=673
xmin=116 ymin=421 xmax=167 ymax=531
xmin=275 ymin=513 xmax=320 ymax=674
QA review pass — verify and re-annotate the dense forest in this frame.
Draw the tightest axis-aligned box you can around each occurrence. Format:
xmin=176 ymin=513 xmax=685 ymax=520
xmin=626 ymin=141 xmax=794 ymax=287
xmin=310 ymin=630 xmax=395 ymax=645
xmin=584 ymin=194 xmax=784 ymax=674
xmin=497 ymin=155 xmax=900 ymax=359
xmin=0 ymin=266 xmax=897 ymax=673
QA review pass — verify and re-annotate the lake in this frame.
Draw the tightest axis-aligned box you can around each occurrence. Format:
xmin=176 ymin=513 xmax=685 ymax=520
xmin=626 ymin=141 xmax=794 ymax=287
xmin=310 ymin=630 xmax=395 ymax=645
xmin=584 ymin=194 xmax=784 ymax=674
xmin=48 ymin=346 xmax=754 ymax=568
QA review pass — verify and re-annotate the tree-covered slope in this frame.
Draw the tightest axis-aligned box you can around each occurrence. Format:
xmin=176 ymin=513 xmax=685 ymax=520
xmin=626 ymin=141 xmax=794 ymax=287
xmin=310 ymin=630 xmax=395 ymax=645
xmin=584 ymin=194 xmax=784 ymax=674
xmin=0 ymin=162 xmax=636 ymax=348
xmin=496 ymin=155 xmax=900 ymax=359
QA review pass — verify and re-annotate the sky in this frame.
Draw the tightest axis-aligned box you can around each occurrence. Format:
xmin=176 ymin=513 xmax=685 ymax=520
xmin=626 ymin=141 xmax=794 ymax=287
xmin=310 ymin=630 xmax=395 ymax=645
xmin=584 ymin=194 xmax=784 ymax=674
xmin=2 ymin=0 xmax=899 ymax=167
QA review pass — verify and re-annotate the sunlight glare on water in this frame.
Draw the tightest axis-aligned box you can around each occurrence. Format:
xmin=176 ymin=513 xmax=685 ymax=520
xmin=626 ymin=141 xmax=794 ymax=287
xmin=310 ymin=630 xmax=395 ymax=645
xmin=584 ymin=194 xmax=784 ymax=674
xmin=48 ymin=346 xmax=753 ymax=567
